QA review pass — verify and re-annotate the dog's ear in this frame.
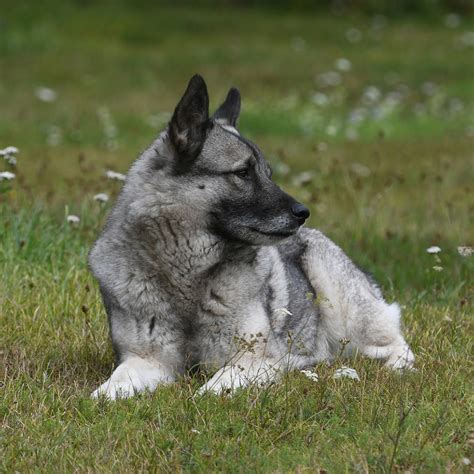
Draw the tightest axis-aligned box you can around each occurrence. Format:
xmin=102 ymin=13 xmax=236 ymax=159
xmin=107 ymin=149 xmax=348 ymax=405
xmin=169 ymin=74 xmax=210 ymax=161
xmin=213 ymin=87 xmax=241 ymax=127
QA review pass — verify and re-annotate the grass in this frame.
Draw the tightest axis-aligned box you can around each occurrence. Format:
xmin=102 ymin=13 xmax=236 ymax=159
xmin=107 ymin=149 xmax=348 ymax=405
xmin=1 ymin=2 xmax=473 ymax=472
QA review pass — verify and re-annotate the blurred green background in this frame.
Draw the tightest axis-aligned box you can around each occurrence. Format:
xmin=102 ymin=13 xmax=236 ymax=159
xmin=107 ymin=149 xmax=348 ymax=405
xmin=1 ymin=0 xmax=472 ymax=198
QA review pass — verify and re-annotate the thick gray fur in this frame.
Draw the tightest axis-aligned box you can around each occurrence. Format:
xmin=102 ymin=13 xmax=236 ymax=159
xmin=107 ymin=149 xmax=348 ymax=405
xmin=89 ymin=75 xmax=414 ymax=399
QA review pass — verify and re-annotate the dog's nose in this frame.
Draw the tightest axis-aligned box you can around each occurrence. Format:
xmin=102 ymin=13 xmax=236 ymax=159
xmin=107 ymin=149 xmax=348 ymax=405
xmin=291 ymin=203 xmax=310 ymax=222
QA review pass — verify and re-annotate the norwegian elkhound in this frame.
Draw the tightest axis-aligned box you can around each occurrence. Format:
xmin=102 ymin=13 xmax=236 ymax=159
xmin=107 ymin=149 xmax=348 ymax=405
xmin=89 ymin=75 xmax=414 ymax=399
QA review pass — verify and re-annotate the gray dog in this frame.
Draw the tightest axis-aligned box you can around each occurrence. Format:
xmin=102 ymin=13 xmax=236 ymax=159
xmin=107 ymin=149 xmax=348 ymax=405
xmin=89 ymin=75 xmax=414 ymax=399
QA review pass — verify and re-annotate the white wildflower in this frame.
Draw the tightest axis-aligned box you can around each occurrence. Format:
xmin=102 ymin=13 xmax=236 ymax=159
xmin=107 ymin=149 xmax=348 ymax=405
xmin=66 ymin=215 xmax=80 ymax=224
xmin=432 ymin=266 xmax=443 ymax=272
xmin=0 ymin=171 xmax=15 ymax=180
xmin=46 ymin=125 xmax=62 ymax=146
xmin=105 ymin=170 xmax=126 ymax=181
xmin=273 ymin=161 xmax=290 ymax=177
xmin=2 ymin=155 xmax=16 ymax=166
xmin=98 ymin=106 xmax=118 ymax=151
xmin=396 ymin=83 xmax=410 ymax=95
xmin=317 ymin=71 xmax=342 ymax=88
xmin=373 ymin=96 xmax=399 ymax=119
xmin=345 ymin=128 xmax=359 ymax=141
xmin=317 ymin=142 xmax=328 ymax=152
xmin=326 ymin=124 xmax=338 ymax=136
xmin=346 ymin=28 xmax=362 ymax=43
xmin=448 ymin=98 xmax=464 ymax=115
xmin=333 ymin=366 xmax=360 ymax=381
xmin=335 ymin=58 xmax=352 ymax=72
xmin=420 ymin=81 xmax=438 ymax=96
xmin=0 ymin=146 xmax=19 ymax=166
xmin=457 ymin=246 xmax=473 ymax=257
xmin=350 ymin=162 xmax=371 ymax=177
xmin=445 ymin=13 xmax=460 ymax=29
xmin=0 ymin=146 xmax=19 ymax=156
xmin=426 ymin=246 xmax=442 ymax=254
xmin=348 ymin=107 xmax=368 ymax=124
xmin=311 ymin=92 xmax=329 ymax=107
xmin=461 ymin=457 xmax=471 ymax=466
xmin=190 ymin=428 xmax=201 ymax=434
xmin=146 ymin=112 xmax=171 ymax=129
xmin=363 ymin=86 xmax=382 ymax=104
xmin=35 ymin=87 xmax=57 ymax=103
xmin=300 ymin=369 xmax=319 ymax=382
xmin=371 ymin=15 xmax=387 ymax=30
xmin=386 ymin=90 xmax=403 ymax=105
xmin=460 ymin=31 xmax=474 ymax=47
xmin=291 ymin=36 xmax=306 ymax=52
xmin=93 ymin=193 xmax=109 ymax=202
xmin=292 ymin=171 xmax=313 ymax=187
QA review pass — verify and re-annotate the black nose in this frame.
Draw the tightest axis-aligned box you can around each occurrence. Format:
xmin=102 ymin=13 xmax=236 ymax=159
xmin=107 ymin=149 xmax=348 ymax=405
xmin=291 ymin=203 xmax=310 ymax=222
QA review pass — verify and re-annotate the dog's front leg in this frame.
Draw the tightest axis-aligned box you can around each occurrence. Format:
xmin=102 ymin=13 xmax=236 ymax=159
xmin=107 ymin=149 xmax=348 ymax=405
xmin=91 ymin=285 xmax=184 ymax=400
xmin=91 ymin=356 xmax=176 ymax=400
xmin=197 ymin=353 xmax=281 ymax=395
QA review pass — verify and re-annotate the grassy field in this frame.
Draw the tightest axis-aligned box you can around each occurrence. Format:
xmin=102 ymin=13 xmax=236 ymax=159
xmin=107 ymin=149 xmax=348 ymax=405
xmin=1 ymin=2 xmax=473 ymax=472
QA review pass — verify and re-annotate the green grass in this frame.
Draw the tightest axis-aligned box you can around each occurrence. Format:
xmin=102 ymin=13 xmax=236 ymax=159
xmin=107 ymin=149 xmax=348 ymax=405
xmin=1 ymin=2 xmax=473 ymax=472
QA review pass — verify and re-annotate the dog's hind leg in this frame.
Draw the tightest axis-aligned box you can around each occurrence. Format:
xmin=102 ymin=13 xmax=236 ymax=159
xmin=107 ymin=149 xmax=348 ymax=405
xmin=347 ymin=302 xmax=415 ymax=369
xmin=299 ymin=228 xmax=415 ymax=369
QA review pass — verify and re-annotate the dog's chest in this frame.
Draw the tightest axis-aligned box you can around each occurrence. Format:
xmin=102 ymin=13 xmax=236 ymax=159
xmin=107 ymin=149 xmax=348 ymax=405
xmin=153 ymin=220 xmax=223 ymax=301
xmin=200 ymin=256 xmax=265 ymax=313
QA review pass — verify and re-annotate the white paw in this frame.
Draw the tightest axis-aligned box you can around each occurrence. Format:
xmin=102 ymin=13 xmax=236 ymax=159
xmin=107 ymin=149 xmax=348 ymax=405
xmin=91 ymin=379 xmax=140 ymax=400
xmin=198 ymin=367 xmax=244 ymax=396
xmin=197 ymin=382 xmax=229 ymax=396
xmin=91 ymin=357 xmax=175 ymax=400
xmin=197 ymin=362 xmax=279 ymax=396
xmin=386 ymin=345 xmax=415 ymax=370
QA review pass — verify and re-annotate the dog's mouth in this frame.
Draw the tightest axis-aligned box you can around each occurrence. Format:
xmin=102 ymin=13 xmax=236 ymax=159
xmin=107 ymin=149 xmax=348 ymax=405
xmin=248 ymin=227 xmax=297 ymax=238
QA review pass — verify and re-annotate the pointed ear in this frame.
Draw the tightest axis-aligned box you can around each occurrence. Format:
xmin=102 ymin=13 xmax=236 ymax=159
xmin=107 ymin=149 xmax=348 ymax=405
xmin=212 ymin=87 xmax=241 ymax=127
xmin=169 ymin=74 xmax=210 ymax=160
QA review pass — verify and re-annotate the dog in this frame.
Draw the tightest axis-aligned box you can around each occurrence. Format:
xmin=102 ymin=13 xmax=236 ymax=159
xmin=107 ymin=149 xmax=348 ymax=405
xmin=89 ymin=74 xmax=414 ymax=399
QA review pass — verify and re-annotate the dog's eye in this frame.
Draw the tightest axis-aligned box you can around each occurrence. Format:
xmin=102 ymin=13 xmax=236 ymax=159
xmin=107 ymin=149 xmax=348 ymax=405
xmin=234 ymin=168 xmax=250 ymax=179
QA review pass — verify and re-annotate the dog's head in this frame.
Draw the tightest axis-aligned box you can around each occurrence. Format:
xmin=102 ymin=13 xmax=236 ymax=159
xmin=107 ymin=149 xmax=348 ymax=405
xmin=145 ymin=74 xmax=309 ymax=246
